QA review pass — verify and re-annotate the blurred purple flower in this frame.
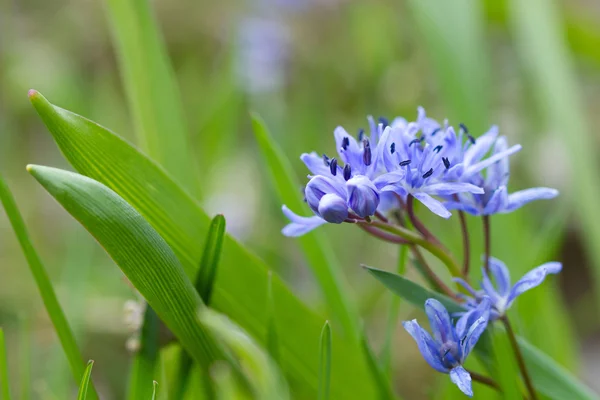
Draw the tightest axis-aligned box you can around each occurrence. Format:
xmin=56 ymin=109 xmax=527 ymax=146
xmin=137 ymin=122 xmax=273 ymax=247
xmin=403 ymin=297 xmax=492 ymax=397
xmin=454 ymin=257 xmax=562 ymax=320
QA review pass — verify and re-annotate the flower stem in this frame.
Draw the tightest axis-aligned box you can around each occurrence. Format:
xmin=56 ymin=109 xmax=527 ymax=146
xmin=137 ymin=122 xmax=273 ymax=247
xmin=358 ymin=224 xmax=409 ymax=244
xmin=466 ymin=369 xmax=502 ymax=393
xmin=452 ymin=195 xmax=471 ymax=276
xmin=406 ymin=195 xmax=444 ymax=248
xmin=483 ymin=215 xmax=491 ymax=273
xmin=409 ymin=246 xmax=458 ymax=299
xmin=501 ymin=316 xmax=538 ymax=400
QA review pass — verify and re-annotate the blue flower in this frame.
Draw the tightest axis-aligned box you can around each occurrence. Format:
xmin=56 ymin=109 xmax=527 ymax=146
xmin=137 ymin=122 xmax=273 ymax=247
xmin=443 ymin=136 xmax=559 ymax=215
xmin=454 ymin=257 xmax=562 ymax=319
xmin=403 ymin=297 xmax=492 ymax=397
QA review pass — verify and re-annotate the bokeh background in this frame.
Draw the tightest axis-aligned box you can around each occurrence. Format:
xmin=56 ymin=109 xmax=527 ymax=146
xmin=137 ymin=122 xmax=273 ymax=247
xmin=1 ymin=0 xmax=600 ymax=398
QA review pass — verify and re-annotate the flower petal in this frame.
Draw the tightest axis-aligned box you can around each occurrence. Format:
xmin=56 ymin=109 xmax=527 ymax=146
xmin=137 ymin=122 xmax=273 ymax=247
xmin=346 ymin=175 xmax=380 ymax=218
xmin=460 ymin=297 xmax=491 ymax=358
xmin=373 ymin=170 xmax=406 ymax=191
xmin=487 ymin=257 xmax=511 ymax=297
xmin=305 ymin=175 xmax=346 ymax=214
xmin=334 ymin=126 xmax=361 ymax=165
xmin=281 ymin=205 xmax=327 ymax=236
xmin=317 ymin=193 xmax=348 ymax=223
xmin=300 ymin=152 xmax=331 ymax=176
xmin=503 ymin=187 xmax=559 ymax=213
xmin=424 ymin=182 xmax=484 ymax=196
xmin=507 ymin=262 xmax=562 ymax=307
xmin=452 ymin=278 xmax=480 ymax=299
xmin=450 ymin=366 xmax=474 ymax=397
xmin=402 ymin=320 xmax=448 ymax=373
xmin=482 ymin=186 xmax=508 ymax=215
xmin=425 ymin=299 xmax=458 ymax=344
xmin=485 ymin=137 xmax=513 ymax=187
xmin=463 ymin=143 xmax=521 ymax=179
xmin=443 ymin=200 xmax=481 ymax=216
xmin=413 ymin=192 xmax=452 ymax=218
xmin=462 ymin=125 xmax=498 ymax=167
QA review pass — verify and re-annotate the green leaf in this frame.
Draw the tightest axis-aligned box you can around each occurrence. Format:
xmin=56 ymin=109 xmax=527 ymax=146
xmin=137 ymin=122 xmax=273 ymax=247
xmin=29 ymin=90 xmax=378 ymax=398
xmin=250 ymin=113 xmax=360 ymax=341
xmin=317 ymin=321 xmax=331 ymax=400
xmin=103 ymin=0 xmax=199 ymax=196
xmin=77 ymin=360 xmax=94 ymax=400
xmin=359 ymin=334 xmax=397 ymax=400
xmin=27 ymin=165 xmax=222 ymax=367
xmin=0 ymin=328 xmax=11 ymax=400
xmin=127 ymin=308 xmax=160 ymax=400
xmin=489 ymin=327 xmax=521 ymax=399
xmin=0 ymin=173 xmax=98 ymax=400
xmin=151 ymin=381 xmax=158 ymax=400
xmin=365 ymin=266 xmax=599 ymax=400
xmin=266 ymin=271 xmax=280 ymax=365
xmin=173 ymin=214 xmax=225 ymax=399
xmin=199 ymin=309 xmax=290 ymax=400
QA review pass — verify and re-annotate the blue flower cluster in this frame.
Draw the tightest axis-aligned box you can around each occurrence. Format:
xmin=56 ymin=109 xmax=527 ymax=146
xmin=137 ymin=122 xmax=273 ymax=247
xmin=282 ymin=108 xmax=558 ymax=236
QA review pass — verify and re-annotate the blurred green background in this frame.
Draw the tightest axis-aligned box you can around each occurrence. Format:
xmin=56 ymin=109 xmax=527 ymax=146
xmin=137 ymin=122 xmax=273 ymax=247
xmin=1 ymin=0 xmax=600 ymax=398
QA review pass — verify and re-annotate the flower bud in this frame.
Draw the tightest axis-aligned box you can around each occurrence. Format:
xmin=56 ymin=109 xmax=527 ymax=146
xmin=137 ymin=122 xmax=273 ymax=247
xmin=346 ymin=175 xmax=380 ymax=218
xmin=305 ymin=175 xmax=348 ymax=223
xmin=317 ymin=193 xmax=348 ymax=223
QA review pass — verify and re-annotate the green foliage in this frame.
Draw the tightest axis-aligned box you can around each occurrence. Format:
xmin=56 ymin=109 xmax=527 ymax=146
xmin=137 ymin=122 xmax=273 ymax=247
xmin=29 ymin=91 xmax=379 ymax=398
xmin=127 ymin=308 xmax=160 ymax=400
xmin=317 ymin=321 xmax=331 ymax=400
xmin=0 ymin=328 xmax=11 ymax=400
xmin=77 ymin=360 xmax=94 ymax=400
xmin=0 ymin=174 xmax=98 ymax=400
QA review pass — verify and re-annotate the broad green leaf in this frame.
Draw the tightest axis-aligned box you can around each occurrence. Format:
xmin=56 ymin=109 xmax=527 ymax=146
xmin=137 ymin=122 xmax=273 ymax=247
xmin=250 ymin=113 xmax=359 ymax=341
xmin=29 ymin=91 xmax=378 ymax=398
xmin=365 ymin=266 xmax=599 ymax=400
xmin=266 ymin=271 xmax=280 ymax=365
xmin=199 ymin=309 xmax=290 ymax=400
xmin=27 ymin=165 xmax=222 ymax=367
xmin=0 ymin=173 xmax=98 ymax=400
xmin=359 ymin=333 xmax=397 ymax=400
xmin=489 ymin=327 xmax=521 ymax=399
xmin=0 ymin=328 xmax=11 ymax=400
xmin=77 ymin=360 xmax=94 ymax=400
xmin=127 ymin=308 xmax=160 ymax=400
xmin=103 ymin=0 xmax=199 ymax=196
xmin=173 ymin=214 xmax=225 ymax=399
xmin=317 ymin=321 xmax=331 ymax=400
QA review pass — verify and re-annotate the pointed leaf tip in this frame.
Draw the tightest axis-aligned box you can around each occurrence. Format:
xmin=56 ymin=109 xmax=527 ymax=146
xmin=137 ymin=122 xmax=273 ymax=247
xmin=28 ymin=89 xmax=39 ymax=99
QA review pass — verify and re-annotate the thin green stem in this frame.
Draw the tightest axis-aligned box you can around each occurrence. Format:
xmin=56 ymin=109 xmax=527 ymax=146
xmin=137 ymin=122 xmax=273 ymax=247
xmin=0 ymin=328 xmax=11 ymax=400
xmin=501 ymin=316 xmax=538 ymax=400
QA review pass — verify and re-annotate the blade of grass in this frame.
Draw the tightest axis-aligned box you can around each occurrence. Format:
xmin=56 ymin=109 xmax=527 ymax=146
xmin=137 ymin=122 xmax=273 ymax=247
xmin=173 ymin=215 xmax=225 ymax=399
xmin=250 ymin=113 xmax=360 ymax=341
xmin=151 ymin=381 xmax=158 ymax=400
xmin=77 ymin=360 xmax=94 ymax=400
xmin=17 ymin=318 xmax=29 ymax=400
xmin=317 ymin=321 xmax=331 ymax=400
xmin=29 ymin=90 xmax=379 ymax=398
xmin=27 ymin=165 xmax=223 ymax=368
xmin=0 ymin=174 xmax=98 ymax=400
xmin=127 ymin=308 xmax=160 ymax=400
xmin=266 ymin=271 xmax=280 ymax=365
xmin=0 ymin=328 xmax=11 ymax=400
xmin=103 ymin=0 xmax=199 ymax=196
xmin=359 ymin=334 xmax=397 ymax=400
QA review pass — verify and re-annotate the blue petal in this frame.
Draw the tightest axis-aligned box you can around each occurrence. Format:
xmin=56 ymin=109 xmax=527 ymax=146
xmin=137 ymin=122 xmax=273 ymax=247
xmin=507 ymin=262 xmax=562 ymax=307
xmin=503 ymin=187 xmax=559 ymax=213
xmin=317 ymin=193 xmax=348 ymax=223
xmin=485 ymin=137 xmax=512 ymax=188
xmin=334 ymin=126 xmax=361 ymax=165
xmin=463 ymin=143 xmax=521 ymax=180
xmin=413 ymin=192 xmax=452 ymax=218
xmin=424 ymin=182 xmax=484 ymax=196
xmin=346 ymin=175 xmax=380 ymax=218
xmin=450 ymin=366 xmax=473 ymax=397
xmin=460 ymin=297 xmax=491 ymax=358
xmin=452 ymin=278 xmax=480 ymax=299
xmin=482 ymin=186 xmax=508 ymax=215
xmin=443 ymin=200 xmax=481 ymax=216
xmin=281 ymin=205 xmax=327 ymax=236
xmin=462 ymin=125 xmax=498 ymax=167
xmin=417 ymin=106 xmax=441 ymax=136
xmin=425 ymin=299 xmax=458 ymax=344
xmin=373 ymin=170 xmax=406 ymax=192
xmin=300 ymin=152 xmax=331 ymax=176
xmin=402 ymin=320 xmax=448 ymax=373
xmin=481 ymin=267 xmax=503 ymax=308
xmin=305 ymin=175 xmax=346 ymax=215
xmin=487 ymin=257 xmax=511 ymax=297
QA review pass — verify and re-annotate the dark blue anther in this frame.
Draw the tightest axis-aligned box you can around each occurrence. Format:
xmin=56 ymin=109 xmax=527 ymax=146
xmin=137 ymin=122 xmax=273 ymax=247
xmin=422 ymin=168 xmax=434 ymax=179
xmin=442 ymin=157 xmax=450 ymax=169
xmin=390 ymin=142 xmax=396 ymax=154
xmin=431 ymin=128 xmax=441 ymax=136
xmin=409 ymin=138 xmax=421 ymax=146
xmin=342 ymin=136 xmax=350 ymax=150
xmin=363 ymin=139 xmax=372 ymax=166
xmin=378 ymin=117 xmax=389 ymax=128
xmin=459 ymin=123 xmax=469 ymax=134
xmin=329 ymin=158 xmax=338 ymax=176
xmin=343 ymin=164 xmax=352 ymax=181
xmin=399 ymin=159 xmax=411 ymax=167
xmin=467 ymin=135 xmax=476 ymax=145
xmin=322 ymin=154 xmax=330 ymax=166
xmin=433 ymin=145 xmax=443 ymax=153
xmin=357 ymin=128 xmax=365 ymax=142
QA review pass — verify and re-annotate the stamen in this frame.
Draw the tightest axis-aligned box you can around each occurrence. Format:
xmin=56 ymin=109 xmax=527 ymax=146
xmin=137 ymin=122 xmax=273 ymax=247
xmin=357 ymin=128 xmax=365 ymax=142
xmin=442 ymin=157 xmax=450 ymax=169
xmin=322 ymin=154 xmax=330 ymax=166
xmin=390 ymin=142 xmax=396 ymax=154
xmin=467 ymin=135 xmax=476 ymax=144
xmin=363 ymin=139 xmax=372 ymax=166
xmin=431 ymin=127 xmax=441 ymax=136
xmin=342 ymin=136 xmax=350 ymax=150
xmin=433 ymin=145 xmax=443 ymax=153
xmin=343 ymin=164 xmax=352 ymax=181
xmin=459 ymin=123 xmax=469 ymax=134
xmin=409 ymin=138 xmax=421 ymax=146
xmin=399 ymin=159 xmax=411 ymax=167
xmin=422 ymin=168 xmax=434 ymax=179
xmin=378 ymin=117 xmax=389 ymax=128
xmin=329 ymin=158 xmax=338 ymax=176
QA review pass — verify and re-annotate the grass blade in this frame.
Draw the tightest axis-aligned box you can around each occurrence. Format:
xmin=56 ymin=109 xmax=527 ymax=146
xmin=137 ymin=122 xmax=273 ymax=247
xmin=151 ymin=381 xmax=158 ymax=400
xmin=359 ymin=334 xmax=397 ymax=400
xmin=173 ymin=214 xmax=225 ymax=399
xmin=0 ymin=328 xmax=11 ymax=400
xmin=127 ymin=308 xmax=160 ymax=400
xmin=103 ymin=0 xmax=199 ymax=196
xmin=27 ymin=165 xmax=222 ymax=367
xmin=266 ymin=271 xmax=280 ymax=365
xmin=250 ymin=113 xmax=360 ymax=341
xmin=77 ymin=360 xmax=94 ymax=400
xmin=28 ymin=90 xmax=378 ymax=398
xmin=0 ymin=173 xmax=98 ymax=400
xmin=317 ymin=321 xmax=331 ymax=400
xmin=17 ymin=318 xmax=29 ymax=400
